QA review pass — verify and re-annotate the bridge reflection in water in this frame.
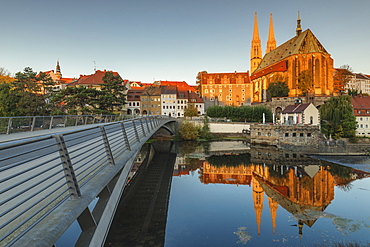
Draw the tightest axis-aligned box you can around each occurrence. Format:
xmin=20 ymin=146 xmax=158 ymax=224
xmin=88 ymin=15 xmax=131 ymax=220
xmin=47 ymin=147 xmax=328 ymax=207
xmin=105 ymin=142 xmax=176 ymax=246
xmin=103 ymin=142 xmax=370 ymax=246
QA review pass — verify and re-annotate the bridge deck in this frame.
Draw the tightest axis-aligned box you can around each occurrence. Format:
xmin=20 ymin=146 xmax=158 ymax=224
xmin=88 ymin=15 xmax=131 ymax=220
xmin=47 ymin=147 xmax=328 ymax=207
xmin=0 ymin=116 xmax=176 ymax=247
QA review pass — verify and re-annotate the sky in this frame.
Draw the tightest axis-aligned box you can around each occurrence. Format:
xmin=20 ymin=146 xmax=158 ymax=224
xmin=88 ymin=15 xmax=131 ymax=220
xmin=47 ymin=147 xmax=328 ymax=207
xmin=1 ymin=0 xmax=370 ymax=85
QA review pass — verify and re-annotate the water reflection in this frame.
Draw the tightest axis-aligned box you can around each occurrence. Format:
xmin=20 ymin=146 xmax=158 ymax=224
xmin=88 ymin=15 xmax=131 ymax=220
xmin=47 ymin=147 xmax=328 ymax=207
xmin=105 ymin=141 xmax=370 ymax=246
xmin=198 ymin=147 xmax=370 ymax=240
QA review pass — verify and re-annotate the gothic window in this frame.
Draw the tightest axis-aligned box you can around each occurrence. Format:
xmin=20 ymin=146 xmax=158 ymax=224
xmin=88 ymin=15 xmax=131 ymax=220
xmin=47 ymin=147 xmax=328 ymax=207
xmin=315 ymin=59 xmax=320 ymax=88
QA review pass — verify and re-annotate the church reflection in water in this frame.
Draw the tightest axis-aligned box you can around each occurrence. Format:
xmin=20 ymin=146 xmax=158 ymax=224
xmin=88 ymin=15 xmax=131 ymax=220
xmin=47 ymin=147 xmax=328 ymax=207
xmin=183 ymin=148 xmax=370 ymax=238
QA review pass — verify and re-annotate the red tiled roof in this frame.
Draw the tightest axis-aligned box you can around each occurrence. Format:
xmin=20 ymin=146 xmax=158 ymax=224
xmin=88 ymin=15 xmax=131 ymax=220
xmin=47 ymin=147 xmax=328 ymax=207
xmin=282 ymin=103 xmax=311 ymax=113
xmin=251 ymin=60 xmax=287 ymax=79
xmin=72 ymin=70 xmax=121 ymax=86
xmin=351 ymin=96 xmax=370 ymax=116
xmin=159 ymin=81 xmax=195 ymax=91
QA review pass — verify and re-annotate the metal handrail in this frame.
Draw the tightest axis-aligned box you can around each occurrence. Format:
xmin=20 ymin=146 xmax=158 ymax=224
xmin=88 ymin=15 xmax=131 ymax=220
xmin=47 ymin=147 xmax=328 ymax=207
xmin=0 ymin=114 xmax=136 ymax=135
xmin=0 ymin=115 xmax=173 ymax=246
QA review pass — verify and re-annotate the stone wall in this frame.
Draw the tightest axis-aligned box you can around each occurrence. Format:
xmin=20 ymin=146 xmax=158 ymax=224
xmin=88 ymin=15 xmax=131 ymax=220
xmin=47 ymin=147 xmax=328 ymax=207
xmin=250 ymin=124 xmax=320 ymax=148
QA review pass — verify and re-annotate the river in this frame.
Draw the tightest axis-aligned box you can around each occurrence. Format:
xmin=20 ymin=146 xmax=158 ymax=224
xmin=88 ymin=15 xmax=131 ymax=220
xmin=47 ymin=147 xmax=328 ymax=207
xmin=103 ymin=141 xmax=370 ymax=247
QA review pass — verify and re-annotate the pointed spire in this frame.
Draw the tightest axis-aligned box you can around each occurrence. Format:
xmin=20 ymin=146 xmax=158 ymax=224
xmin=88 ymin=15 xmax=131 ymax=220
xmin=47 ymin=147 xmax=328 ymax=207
xmin=252 ymin=12 xmax=260 ymax=41
xmin=55 ymin=59 xmax=62 ymax=79
xmin=266 ymin=13 xmax=276 ymax=54
xmin=268 ymin=197 xmax=278 ymax=234
xmin=296 ymin=11 xmax=302 ymax=36
xmin=250 ymin=12 xmax=262 ymax=73
xmin=56 ymin=59 xmax=61 ymax=73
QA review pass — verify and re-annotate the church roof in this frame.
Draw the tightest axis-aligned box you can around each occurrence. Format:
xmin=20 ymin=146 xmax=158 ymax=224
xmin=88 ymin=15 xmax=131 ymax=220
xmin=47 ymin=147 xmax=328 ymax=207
xmin=254 ymin=29 xmax=330 ymax=73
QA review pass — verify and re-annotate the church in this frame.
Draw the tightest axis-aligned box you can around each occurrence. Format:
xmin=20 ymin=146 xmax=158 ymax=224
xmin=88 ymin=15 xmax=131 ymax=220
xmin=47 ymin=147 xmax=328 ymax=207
xmin=250 ymin=12 xmax=335 ymax=103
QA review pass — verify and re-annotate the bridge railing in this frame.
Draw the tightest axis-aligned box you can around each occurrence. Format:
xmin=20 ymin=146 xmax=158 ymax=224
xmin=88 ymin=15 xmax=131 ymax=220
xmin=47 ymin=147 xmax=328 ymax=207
xmin=0 ymin=114 xmax=138 ymax=135
xmin=0 ymin=116 xmax=171 ymax=247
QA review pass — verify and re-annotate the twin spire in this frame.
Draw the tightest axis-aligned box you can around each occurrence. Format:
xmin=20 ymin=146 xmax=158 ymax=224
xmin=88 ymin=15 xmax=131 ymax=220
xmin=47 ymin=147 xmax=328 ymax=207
xmin=250 ymin=12 xmax=302 ymax=73
xmin=250 ymin=12 xmax=276 ymax=73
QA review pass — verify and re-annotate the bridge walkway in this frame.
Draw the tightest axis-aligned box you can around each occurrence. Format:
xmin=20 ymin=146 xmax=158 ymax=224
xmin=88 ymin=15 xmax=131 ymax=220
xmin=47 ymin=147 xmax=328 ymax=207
xmin=0 ymin=116 xmax=176 ymax=247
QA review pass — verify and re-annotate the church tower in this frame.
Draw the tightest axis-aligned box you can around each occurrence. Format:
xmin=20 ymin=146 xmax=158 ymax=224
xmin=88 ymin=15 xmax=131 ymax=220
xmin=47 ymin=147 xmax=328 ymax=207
xmin=55 ymin=60 xmax=62 ymax=80
xmin=266 ymin=13 xmax=276 ymax=54
xmin=250 ymin=12 xmax=262 ymax=73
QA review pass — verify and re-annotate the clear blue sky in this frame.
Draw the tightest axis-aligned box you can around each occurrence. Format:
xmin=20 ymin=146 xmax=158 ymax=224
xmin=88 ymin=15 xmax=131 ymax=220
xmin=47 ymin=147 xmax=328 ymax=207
xmin=1 ymin=0 xmax=369 ymax=85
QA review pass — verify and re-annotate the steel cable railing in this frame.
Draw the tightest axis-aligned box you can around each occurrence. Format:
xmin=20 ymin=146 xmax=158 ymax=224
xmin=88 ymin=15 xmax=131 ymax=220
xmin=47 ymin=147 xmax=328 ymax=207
xmin=0 ymin=115 xmax=172 ymax=246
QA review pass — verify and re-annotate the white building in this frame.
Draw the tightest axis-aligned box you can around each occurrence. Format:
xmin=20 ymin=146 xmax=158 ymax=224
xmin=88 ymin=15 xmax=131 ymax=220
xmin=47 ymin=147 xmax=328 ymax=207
xmin=281 ymin=99 xmax=320 ymax=125
xmin=161 ymin=85 xmax=177 ymax=117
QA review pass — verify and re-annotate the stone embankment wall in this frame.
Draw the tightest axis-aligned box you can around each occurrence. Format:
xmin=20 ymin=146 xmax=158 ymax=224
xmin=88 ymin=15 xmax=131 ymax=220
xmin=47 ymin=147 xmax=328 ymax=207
xmin=250 ymin=124 xmax=320 ymax=147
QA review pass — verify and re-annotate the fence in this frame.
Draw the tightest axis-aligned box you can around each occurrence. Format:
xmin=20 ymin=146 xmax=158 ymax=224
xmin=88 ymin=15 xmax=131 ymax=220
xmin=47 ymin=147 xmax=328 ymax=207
xmin=0 ymin=116 xmax=172 ymax=247
xmin=0 ymin=115 xmax=135 ymax=135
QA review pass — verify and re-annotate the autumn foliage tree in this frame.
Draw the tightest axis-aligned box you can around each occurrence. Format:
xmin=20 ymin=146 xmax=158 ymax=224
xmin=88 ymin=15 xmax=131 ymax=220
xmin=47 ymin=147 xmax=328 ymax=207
xmin=333 ymin=65 xmax=353 ymax=95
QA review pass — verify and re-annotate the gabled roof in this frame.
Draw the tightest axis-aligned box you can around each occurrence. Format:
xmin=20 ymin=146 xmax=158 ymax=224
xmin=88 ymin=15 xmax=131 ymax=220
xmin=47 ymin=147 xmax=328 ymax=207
xmin=161 ymin=85 xmax=177 ymax=94
xmin=159 ymin=81 xmax=195 ymax=91
xmin=254 ymin=29 xmax=329 ymax=73
xmin=351 ymin=96 xmax=370 ymax=110
xmin=282 ymin=103 xmax=311 ymax=114
xmin=188 ymin=90 xmax=204 ymax=103
xmin=70 ymin=70 xmax=121 ymax=86
xmin=334 ymin=68 xmax=354 ymax=76
xmin=127 ymin=88 xmax=143 ymax=101
xmin=142 ymin=85 xmax=161 ymax=96
xmin=355 ymin=73 xmax=370 ymax=80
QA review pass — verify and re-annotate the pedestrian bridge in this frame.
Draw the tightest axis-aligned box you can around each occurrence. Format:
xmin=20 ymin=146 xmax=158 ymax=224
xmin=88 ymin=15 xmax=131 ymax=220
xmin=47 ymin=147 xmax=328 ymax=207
xmin=0 ymin=116 xmax=177 ymax=247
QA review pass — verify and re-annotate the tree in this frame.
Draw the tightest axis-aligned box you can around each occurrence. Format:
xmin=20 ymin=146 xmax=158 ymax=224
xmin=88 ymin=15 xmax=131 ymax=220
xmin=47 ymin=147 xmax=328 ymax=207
xmin=98 ymin=71 xmax=127 ymax=114
xmin=333 ymin=65 xmax=353 ymax=94
xmin=0 ymin=83 xmax=17 ymax=116
xmin=195 ymin=71 xmax=207 ymax=96
xmin=50 ymin=86 xmax=100 ymax=115
xmin=0 ymin=67 xmax=14 ymax=84
xmin=267 ymin=76 xmax=289 ymax=101
xmin=297 ymin=70 xmax=314 ymax=96
xmin=319 ymin=95 xmax=357 ymax=138
xmin=178 ymin=121 xmax=199 ymax=140
xmin=184 ymin=103 xmax=198 ymax=119
xmin=9 ymin=67 xmax=54 ymax=116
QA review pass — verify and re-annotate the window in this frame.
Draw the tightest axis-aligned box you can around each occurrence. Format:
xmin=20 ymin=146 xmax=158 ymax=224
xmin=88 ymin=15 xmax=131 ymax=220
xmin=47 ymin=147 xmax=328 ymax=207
xmin=268 ymin=132 xmax=271 ymax=136
xmin=292 ymin=133 xmax=297 ymax=137
xmin=258 ymin=132 xmax=261 ymax=136
xmin=285 ymin=133 xmax=289 ymax=137
xmin=307 ymin=133 xmax=312 ymax=137
xmin=300 ymin=133 xmax=304 ymax=137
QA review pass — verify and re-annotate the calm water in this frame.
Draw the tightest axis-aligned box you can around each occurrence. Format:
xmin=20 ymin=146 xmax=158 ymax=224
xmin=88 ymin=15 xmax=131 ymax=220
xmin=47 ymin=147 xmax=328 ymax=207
xmin=103 ymin=141 xmax=370 ymax=247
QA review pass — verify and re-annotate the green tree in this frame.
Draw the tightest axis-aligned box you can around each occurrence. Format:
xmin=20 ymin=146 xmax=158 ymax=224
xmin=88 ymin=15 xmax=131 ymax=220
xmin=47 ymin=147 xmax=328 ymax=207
xmin=320 ymin=95 xmax=357 ymax=138
xmin=0 ymin=83 xmax=17 ymax=116
xmin=178 ymin=121 xmax=199 ymax=140
xmin=184 ymin=103 xmax=199 ymax=119
xmin=10 ymin=67 xmax=54 ymax=116
xmin=267 ymin=81 xmax=289 ymax=101
xmin=297 ymin=70 xmax=314 ymax=96
xmin=199 ymin=116 xmax=214 ymax=139
xmin=206 ymin=105 xmax=272 ymax=122
xmin=98 ymin=71 xmax=127 ymax=114
xmin=51 ymin=86 xmax=100 ymax=115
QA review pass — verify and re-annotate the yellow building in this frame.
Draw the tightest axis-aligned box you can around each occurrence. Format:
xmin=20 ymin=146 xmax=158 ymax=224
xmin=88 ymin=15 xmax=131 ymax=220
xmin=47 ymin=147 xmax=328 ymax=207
xmin=250 ymin=12 xmax=334 ymax=102
xmin=200 ymin=71 xmax=252 ymax=107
